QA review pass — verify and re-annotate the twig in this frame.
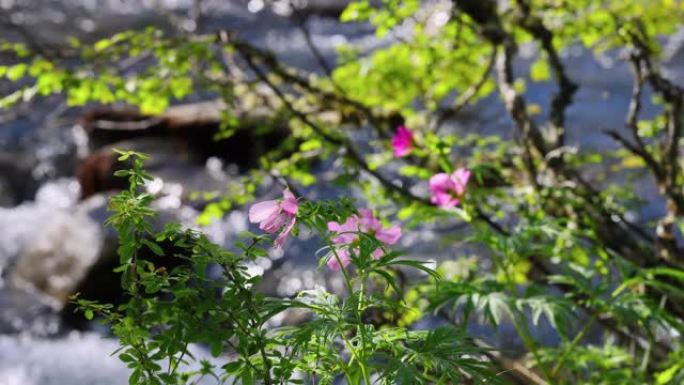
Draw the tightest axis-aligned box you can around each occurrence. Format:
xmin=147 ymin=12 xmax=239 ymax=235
xmin=515 ymin=0 xmax=578 ymax=150
xmin=623 ymin=30 xmax=684 ymax=262
xmin=220 ymin=30 xmax=431 ymax=206
xmin=217 ymin=31 xmax=392 ymax=133
xmin=434 ymin=48 xmax=496 ymax=130
xmin=294 ymin=15 xmax=334 ymax=77
xmin=603 ymin=129 xmax=661 ymax=179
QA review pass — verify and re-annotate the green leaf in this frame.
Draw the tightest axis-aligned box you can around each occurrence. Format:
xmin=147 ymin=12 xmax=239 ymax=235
xmin=210 ymin=341 xmax=223 ymax=357
xmin=479 ymin=292 xmax=512 ymax=326
xmin=530 ymin=59 xmax=550 ymax=82
xmin=340 ymin=1 xmax=372 ymax=22
xmin=142 ymin=238 xmax=164 ymax=256
xmin=6 ymin=64 xmax=27 ymax=81
xmin=300 ymin=138 xmax=322 ymax=152
xmin=657 ymin=361 xmax=684 ymax=385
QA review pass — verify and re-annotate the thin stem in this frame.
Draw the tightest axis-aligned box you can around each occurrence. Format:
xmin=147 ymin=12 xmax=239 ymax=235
xmin=357 ymin=277 xmax=372 ymax=385
xmin=339 ymin=332 xmax=366 ymax=385
xmin=550 ymin=313 xmax=597 ymax=378
xmin=492 ymin=247 xmax=552 ymax=382
xmin=315 ymin=225 xmax=355 ymax=296
xmin=310 ymin=220 xmax=371 ymax=384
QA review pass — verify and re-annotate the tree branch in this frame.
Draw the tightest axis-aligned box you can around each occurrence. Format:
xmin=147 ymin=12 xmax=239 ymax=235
xmin=434 ymin=48 xmax=496 ymax=130
xmin=515 ymin=0 xmax=578 ymax=150
xmin=218 ymin=31 xmax=395 ymax=135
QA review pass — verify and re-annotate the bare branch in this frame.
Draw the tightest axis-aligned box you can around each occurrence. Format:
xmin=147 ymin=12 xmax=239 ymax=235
xmin=434 ymin=48 xmax=496 ymax=130
xmin=221 ymin=31 xmax=431 ymax=206
xmin=218 ymin=31 xmax=398 ymax=135
xmin=623 ymin=30 xmax=684 ymax=262
xmin=603 ymin=129 xmax=662 ymax=180
xmin=515 ymin=0 xmax=578 ymax=149
xmin=294 ymin=15 xmax=334 ymax=77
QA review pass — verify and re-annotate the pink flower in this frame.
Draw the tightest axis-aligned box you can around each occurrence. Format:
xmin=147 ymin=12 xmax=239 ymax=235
xmin=326 ymin=248 xmax=351 ymax=272
xmin=391 ymin=125 xmax=414 ymax=157
xmin=327 ymin=215 xmax=359 ymax=245
xmin=429 ymin=168 xmax=471 ymax=208
xmin=357 ymin=209 xmax=402 ymax=245
xmin=325 ymin=209 xmax=402 ymax=271
xmin=248 ymin=189 xmax=298 ymax=248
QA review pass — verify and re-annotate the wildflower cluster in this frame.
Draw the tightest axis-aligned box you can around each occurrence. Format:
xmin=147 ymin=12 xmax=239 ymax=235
xmin=393 ymin=125 xmax=471 ymax=209
xmin=249 ymin=124 xmax=473 ymax=269
xmin=82 ymin=151 xmax=494 ymax=385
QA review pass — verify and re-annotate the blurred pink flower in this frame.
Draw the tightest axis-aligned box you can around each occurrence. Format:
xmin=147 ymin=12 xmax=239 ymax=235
xmin=327 ymin=215 xmax=359 ymax=245
xmin=326 ymin=209 xmax=402 ymax=270
xmin=429 ymin=168 xmax=471 ymax=208
xmin=358 ymin=209 xmax=402 ymax=245
xmin=391 ymin=125 xmax=414 ymax=157
xmin=326 ymin=248 xmax=351 ymax=272
xmin=248 ymin=189 xmax=298 ymax=248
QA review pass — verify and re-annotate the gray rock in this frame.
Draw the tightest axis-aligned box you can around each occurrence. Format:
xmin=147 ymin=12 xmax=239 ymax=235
xmin=7 ymin=201 xmax=103 ymax=307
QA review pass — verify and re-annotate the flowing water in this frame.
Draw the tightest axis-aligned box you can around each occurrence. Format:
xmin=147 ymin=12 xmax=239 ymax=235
xmin=0 ymin=1 xmax=683 ymax=384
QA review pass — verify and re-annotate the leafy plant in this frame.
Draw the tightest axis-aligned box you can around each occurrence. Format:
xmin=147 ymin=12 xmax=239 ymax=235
xmin=73 ymin=151 xmax=497 ymax=385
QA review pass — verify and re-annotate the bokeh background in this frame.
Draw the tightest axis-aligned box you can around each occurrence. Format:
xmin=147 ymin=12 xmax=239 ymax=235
xmin=1 ymin=1 xmax=684 ymax=384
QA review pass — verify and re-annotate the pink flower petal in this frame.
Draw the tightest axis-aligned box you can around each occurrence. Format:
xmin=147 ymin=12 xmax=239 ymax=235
xmin=281 ymin=189 xmax=299 ymax=215
xmin=260 ymin=211 xmax=288 ymax=233
xmin=327 ymin=248 xmax=351 ymax=271
xmin=358 ymin=208 xmax=381 ymax=233
xmin=376 ymin=225 xmax=402 ymax=245
xmin=328 ymin=216 xmax=359 ymax=244
xmin=429 ymin=169 xmax=469 ymax=208
xmin=274 ymin=216 xmax=296 ymax=248
xmin=391 ymin=126 xmax=414 ymax=157
xmin=451 ymin=168 xmax=471 ymax=196
xmin=371 ymin=248 xmax=385 ymax=260
xmin=453 ymin=168 xmax=471 ymax=183
xmin=429 ymin=173 xmax=451 ymax=194
xmin=397 ymin=125 xmax=411 ymax=138
xmin=431 ymin=191 xmax=459 ymax=208
xmin=248 ymin=200 xmax=280 ymax=223
xmin=282 ymin=188 xmax=296 ymax=201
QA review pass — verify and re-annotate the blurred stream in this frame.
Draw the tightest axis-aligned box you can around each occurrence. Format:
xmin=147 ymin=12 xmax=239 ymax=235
xmin=0 ymin=1 xmax=683 ymax=384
